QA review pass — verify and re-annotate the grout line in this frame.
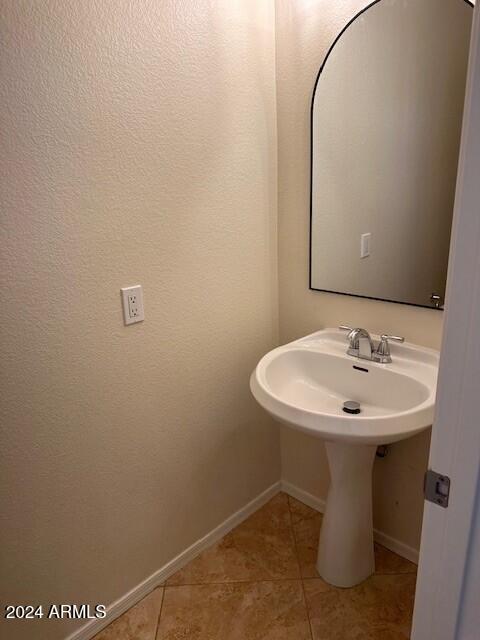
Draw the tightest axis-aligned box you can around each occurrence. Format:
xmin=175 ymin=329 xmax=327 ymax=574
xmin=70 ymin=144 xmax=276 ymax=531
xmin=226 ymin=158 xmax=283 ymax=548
xmin=154 ymin=586 xmax=166 ymax=640
xmin=285 ymin=495 xmax=303 ymax=578
xmin=164 ymin=577 xmax=305 ymax=588
xmin=299 ymin=574 xmax=417 ymax=582
xmin=375 ymin=569 xmax=417 ymax=576
xmin=91 ymin=585 xmax=164 ymax=640
xmin=300 ymin=579 xmax=315 ymax=640
xmin=286 ymin=495 xmax=315 ymax=640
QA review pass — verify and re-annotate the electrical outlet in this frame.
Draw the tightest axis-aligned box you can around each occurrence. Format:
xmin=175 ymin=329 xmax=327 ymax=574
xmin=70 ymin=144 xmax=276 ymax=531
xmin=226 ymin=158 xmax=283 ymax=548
xmin=121 ymin=285 xmax=144 ymax=325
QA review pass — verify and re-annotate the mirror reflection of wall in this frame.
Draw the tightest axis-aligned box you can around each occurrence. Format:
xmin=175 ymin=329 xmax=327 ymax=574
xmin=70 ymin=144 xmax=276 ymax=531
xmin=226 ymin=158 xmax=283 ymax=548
xmin=310 ymin=0 xmax=473 ymax=309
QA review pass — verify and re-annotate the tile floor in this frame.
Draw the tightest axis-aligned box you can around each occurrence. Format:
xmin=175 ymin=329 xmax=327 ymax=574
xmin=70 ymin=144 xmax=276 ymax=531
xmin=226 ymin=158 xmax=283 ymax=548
xmin=93 ymin=493 xmax=417 ymax=640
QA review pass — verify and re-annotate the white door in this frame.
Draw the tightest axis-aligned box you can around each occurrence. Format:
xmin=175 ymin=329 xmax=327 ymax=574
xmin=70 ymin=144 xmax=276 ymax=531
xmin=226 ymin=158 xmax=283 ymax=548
xmin=412 ymin=3 xmax=480 ymax=639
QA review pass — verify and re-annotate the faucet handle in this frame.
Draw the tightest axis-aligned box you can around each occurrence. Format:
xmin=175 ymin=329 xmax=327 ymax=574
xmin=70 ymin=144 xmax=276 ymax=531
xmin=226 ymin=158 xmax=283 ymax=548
xmin=339 ymin=324 xmax=354 ymax=332
xmin=374 ymin=334 xmax=405 ymax=363
xmin=381 ymin=334 xmax=405 ymax=344
xmin=339 ymin=325 xmax=355 ymax=343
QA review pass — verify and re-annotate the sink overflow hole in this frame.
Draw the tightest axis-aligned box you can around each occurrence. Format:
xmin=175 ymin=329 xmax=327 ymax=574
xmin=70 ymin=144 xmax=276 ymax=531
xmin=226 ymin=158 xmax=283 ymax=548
xmin=353 ymin=365 xmax=369 ymax=373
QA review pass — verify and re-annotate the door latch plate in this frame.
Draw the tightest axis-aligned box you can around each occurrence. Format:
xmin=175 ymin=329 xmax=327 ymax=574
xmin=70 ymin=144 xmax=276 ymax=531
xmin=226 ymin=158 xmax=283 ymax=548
xmin=424 ymin=469 xmax=450 ymax=508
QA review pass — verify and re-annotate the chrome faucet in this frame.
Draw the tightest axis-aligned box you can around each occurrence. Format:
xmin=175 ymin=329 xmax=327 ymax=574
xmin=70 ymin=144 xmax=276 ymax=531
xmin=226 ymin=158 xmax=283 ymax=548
xmin=346 ymin=327 xmax=374 ymax=359
xmin=339 ymin=325 xmax=405 ymax=363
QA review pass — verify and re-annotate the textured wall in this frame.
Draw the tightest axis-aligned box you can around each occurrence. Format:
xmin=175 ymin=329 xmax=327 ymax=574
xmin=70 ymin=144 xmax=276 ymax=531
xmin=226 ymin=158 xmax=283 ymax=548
xmin=275 ymin=0 xmax=451 ymax=552
xmin=0 ymin=2 xmax=279 ymax=639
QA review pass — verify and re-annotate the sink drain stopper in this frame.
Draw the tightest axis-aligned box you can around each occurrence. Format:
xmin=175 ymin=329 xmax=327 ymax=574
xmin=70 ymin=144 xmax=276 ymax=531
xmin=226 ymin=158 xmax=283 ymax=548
xmin=343 ymin=400 xmax=361 ymax=414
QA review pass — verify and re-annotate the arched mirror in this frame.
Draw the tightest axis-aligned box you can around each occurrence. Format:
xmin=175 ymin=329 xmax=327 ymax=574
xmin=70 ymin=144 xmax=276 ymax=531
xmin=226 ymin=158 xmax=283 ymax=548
xmin=310 ymin=0 xmax=473 ymax=309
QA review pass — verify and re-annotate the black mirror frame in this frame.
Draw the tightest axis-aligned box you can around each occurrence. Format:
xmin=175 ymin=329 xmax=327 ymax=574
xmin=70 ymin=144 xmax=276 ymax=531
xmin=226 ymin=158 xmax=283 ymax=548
xmin=308 ymin=0 xmax=474 ymax=310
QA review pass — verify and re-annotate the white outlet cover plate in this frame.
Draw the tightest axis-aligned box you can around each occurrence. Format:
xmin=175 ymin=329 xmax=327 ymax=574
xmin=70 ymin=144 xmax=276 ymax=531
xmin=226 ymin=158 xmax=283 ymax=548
xmin=121 ymin=285 xmax=145 ymax=325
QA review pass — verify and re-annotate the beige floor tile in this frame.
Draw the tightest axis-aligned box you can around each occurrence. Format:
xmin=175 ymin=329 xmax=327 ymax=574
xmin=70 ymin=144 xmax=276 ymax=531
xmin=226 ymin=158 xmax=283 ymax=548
xmin=304 ymin=574 xmax=416 ymax=640
xmin=374 ymin=543 xmax=417 ymax=575
xmin=157 ymin=581 xmax=311 ymax=640
xmin=289 ymin=497 xmax=323 ymax=578
xmin=288 ymin=496 xmax=417 ymax=578
xmin=167 ymin=493 xmax=300 ymax=585
xmin=288 ymin=494 xmax=320 ymax=525
xmin=92 ymin=588 xmax=163 ymax=640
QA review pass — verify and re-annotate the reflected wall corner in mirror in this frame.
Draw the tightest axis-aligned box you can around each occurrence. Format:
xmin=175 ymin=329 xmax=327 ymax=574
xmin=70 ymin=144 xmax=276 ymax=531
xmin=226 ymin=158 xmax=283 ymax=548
xmin=309 ymin=0 xmax=474 ymax=310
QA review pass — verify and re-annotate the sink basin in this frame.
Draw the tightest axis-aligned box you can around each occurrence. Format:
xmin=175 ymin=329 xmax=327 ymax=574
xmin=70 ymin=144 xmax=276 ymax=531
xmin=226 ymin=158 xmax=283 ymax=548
xmin=250 ymin=328 xmax=439 ymax=587
xmin=251 ymin=329 xmax=438 ymax=445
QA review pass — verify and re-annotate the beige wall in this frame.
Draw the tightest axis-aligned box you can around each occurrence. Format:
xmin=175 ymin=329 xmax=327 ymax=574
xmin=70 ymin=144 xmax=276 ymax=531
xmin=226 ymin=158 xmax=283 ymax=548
xmin=0 ymin=2 xmax=279 ymax=639
xmin=276 ymin=0 xmax=446 ymax=552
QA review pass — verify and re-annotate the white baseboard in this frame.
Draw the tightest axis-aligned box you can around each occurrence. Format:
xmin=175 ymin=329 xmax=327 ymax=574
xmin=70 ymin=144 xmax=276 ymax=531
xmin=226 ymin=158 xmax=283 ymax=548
xmin=281 ymin=480 xmax=327 ymax=513
xmin=65 ymin=481 xmax=281 ymax=640
xmin=372 ymin=529 xmax=419 ymax=565
xmin=281 ymin=480 xmax=419 ymax=565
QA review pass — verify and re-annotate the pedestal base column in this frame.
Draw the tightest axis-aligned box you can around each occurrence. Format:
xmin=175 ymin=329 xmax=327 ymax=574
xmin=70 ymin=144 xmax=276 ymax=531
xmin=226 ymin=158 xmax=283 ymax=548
xmin=317 ymin=441 xmax=377 ymax=587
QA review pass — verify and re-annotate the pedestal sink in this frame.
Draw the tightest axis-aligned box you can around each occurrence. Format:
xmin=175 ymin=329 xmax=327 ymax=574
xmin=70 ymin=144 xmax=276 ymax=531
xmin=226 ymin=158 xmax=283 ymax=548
xmin=250 ymin=328 xmax=439 ymax=587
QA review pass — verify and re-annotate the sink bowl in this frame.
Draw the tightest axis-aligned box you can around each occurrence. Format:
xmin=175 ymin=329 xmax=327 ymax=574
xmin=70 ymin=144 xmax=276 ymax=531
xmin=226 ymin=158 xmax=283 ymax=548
xmin=250 ymin=328 xmax=439 ymax=587
xmin=251 ymin=329 xmax=438 ymax=445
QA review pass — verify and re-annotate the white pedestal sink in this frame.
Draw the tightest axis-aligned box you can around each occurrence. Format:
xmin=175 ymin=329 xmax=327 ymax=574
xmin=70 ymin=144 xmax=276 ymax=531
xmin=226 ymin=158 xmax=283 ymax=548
xmin=250 ymin=328 xmax=439 ymax=587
